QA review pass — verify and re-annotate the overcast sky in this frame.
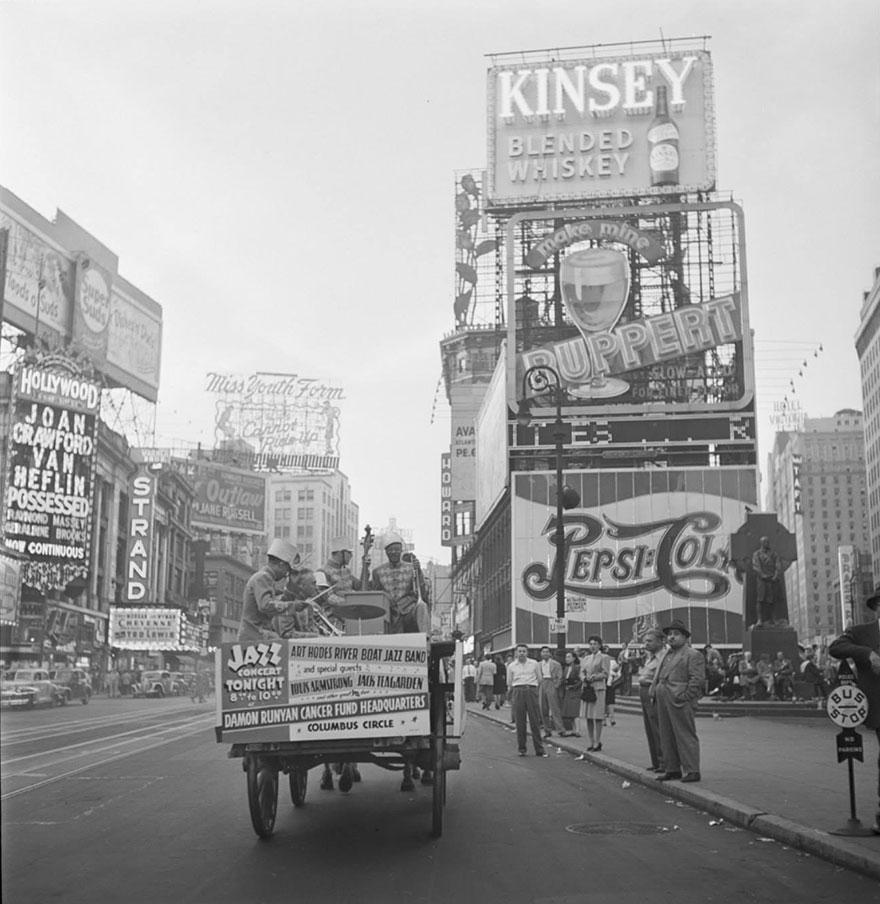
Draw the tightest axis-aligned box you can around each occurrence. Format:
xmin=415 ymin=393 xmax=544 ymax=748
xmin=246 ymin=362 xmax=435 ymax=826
xmin=2 ymin=0 xmax=878 ymax=562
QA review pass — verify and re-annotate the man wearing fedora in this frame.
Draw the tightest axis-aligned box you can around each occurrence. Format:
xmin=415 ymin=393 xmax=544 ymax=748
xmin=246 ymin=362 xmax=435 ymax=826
xmin=650 ymin=619 xmax=706 ymax=783
xmin=829 ymin=589 xmax=880 ymax=834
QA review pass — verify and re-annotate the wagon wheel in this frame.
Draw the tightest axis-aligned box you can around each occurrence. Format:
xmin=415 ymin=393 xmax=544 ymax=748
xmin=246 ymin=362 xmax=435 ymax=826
xmin=246 ymin=755 xmax=278 ymax=839
xmin=289 ymin=765 xmax=308 ymax=807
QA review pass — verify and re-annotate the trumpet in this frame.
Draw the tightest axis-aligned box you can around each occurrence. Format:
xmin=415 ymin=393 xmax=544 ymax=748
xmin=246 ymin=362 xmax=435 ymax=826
xmin=302 ymin=583 xmax=344 ymax=636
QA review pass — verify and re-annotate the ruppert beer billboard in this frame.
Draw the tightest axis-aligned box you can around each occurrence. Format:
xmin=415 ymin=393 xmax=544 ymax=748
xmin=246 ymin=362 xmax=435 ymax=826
xmin=487 ymin=49 xmax=715 ymax=205
xmin=505 ymin=200 xmax=752 ymax=419
xmin=511 ymin=467 xmax=757 ymax=647
xmin=2 ymin=361 xmax=101 ymax=592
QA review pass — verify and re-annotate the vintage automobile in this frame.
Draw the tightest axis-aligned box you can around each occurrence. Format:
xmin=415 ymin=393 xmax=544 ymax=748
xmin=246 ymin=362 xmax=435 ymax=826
xmin=1 ymin=669 xmax=67 ymax=708
xmin=140 ymin=670 xmax=176 ymax=698
xmin=49 ymin=668 xmax=93 ymax=704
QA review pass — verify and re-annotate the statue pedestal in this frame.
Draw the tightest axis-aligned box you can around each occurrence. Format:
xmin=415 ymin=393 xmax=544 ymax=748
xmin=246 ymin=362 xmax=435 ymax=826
xmin=744 ymin=625 xmax=800 ymax=665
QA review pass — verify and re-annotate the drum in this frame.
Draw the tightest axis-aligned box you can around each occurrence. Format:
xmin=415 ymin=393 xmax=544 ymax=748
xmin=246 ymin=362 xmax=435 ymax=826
xmin=334 ymin=591 xmax=389 ymax=635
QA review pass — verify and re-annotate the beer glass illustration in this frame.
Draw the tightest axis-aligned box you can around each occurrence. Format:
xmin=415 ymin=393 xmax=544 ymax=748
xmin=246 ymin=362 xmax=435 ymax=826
xmin=560 ymin=247 xmax=630 ymax=398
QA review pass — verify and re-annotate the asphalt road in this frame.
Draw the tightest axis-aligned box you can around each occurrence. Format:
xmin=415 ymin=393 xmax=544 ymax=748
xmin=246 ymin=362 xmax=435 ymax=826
xmin=1 ymin=697 xmax=876 ymax=904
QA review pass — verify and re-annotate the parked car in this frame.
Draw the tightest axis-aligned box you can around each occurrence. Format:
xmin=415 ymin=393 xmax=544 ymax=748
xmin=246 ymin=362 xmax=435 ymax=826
xmin=140 ymin=670 xmax=175 ymax=698
xmin=1 ymin=669 xmax=67 ymax=708
xmin=170 ymin=672 xmax=190 ymax=696
xmin=49 ymin=668 xmax=92 ymax=704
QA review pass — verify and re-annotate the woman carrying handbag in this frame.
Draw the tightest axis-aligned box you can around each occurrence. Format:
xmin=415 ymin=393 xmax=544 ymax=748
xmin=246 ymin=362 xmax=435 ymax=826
xmin=577 ymin=635 xmax=610 ymax=756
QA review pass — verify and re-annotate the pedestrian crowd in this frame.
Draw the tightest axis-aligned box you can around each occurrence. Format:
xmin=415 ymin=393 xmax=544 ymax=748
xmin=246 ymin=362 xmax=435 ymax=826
xmin=469 ymin=613 xmax=864 ymax=792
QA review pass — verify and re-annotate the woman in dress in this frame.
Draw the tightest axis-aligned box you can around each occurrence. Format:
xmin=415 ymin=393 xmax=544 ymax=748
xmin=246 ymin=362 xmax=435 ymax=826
xmin=578 ymin=635 xmax=610 ymax=756
xmin=492 ymin=654 xmax=508 ymax=709
xmin=559 ymin=651 xmax=582 ymax=736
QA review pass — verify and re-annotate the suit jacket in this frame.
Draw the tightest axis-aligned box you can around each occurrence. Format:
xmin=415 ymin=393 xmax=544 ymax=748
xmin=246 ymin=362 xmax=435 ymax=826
xmin=539 ymin=657 xmax=563 ymax=688
xmin=651 ymin=644 xmax=706 ymax=706
xmin=829 ymin=619 xmax=880 ymax=729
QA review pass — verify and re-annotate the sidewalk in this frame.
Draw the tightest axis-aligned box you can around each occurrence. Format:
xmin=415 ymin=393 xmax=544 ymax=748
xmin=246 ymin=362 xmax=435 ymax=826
xmin=470 ymin=699 xmax=880 ymax=880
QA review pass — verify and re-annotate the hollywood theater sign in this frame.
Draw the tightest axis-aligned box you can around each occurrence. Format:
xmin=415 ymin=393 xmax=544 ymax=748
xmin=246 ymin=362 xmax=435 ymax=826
xmin=487 ymin=48 xmax=715 ymax=204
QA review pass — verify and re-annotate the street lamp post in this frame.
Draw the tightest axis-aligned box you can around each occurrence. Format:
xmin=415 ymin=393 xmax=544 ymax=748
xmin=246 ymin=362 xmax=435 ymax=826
xmin=516 ymin=365 xmax=579 ymax=659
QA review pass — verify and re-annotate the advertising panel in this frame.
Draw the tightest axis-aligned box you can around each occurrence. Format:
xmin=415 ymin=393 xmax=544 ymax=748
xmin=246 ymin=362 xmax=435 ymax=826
xmin=440 ymin=452 xmax=452 ymax=547
xmin=487 ymin=48 xmax=715 ymax=206
xmin=71 ymin=257 xmax=112 ymax=368
xmin=475 ymin=352 xmax=508 ymax=527
xmin=0 ymin=211 xmax=74 ymax=344
xmin=215 ymin=635 xmax=431 ymax=743
xmin=108 ymin=606 xmax=196 ymax=651
xmin=0 ymin=550 xmax=23 ymax=626
xmin=837 ymin=545 xmax=855 ymax=627
xmin=104 ymin=282 xmax=162 ymax=402
xmin=2 ymin=361 xmax=101 ymax=592
xmin=206 ymin=371 xmax=344 ymax=470
xmin=511 ymin=467 xmax=757 ymax=647
xmin=190 ymin=460 xmax=266 ymax=534
xmin=0 ymin=189 xmax=162 ymax=402
xmin=506 ymin=201 xmax=751 ymax=420
xmin=121 ymin=466 xmax=156 ymax=603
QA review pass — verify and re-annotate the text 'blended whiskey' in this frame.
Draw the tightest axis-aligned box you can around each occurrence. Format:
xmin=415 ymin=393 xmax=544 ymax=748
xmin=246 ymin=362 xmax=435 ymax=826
xmin=647 ymin=84 xmax=680 ymax=186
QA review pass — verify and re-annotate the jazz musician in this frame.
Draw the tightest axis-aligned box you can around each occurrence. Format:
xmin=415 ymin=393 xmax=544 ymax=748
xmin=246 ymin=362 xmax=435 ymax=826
xmin=237 ymin=539 xmax=304 ymax=643
xmin=369 ymin=532 xmax=430 ymax=634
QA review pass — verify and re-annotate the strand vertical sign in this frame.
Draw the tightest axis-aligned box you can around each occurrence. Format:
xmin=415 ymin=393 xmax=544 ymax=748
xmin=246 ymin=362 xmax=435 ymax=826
xmin=123 ymin=466 xmax=157 ymax=603
xmin=2 ymin=359 xmax=101 ymax=592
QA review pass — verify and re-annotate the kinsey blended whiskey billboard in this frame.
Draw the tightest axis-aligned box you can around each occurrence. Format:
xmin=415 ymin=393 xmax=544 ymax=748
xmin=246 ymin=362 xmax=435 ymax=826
xmin=487 ymin=48 xmax=715 ymax=205
xmin=505 ymin=200 xmax=752 ymax=419
xmin=2 ymin=360 xmax=101 ymax=592
xmin=511 ymin=467 xmax=757 ymax=647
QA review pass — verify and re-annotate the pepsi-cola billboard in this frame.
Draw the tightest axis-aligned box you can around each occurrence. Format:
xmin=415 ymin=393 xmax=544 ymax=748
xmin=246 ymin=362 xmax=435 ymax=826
xmin=511 ymin=466 xmax=757 ymax=646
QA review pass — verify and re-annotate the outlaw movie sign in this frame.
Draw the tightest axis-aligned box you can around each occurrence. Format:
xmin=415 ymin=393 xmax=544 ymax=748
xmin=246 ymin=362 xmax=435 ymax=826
xmin=487 ymin=48 xmax=715 ymax=205
xmin=511 ymin=467 xmax=757 ymax=647
xmin=3 ymin=362 xmax=101 ymax=592
xmin=190 ymin=460 xmax=266 ymax=534
xmin=206 ymin=371 xmax=344 ymax=470
xmin=216 ymin=635 xmax=431 ymax=743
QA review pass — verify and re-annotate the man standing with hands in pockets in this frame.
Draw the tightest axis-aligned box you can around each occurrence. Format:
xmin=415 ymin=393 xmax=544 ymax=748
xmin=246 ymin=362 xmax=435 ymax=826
xmin=651 ymin=619 xmax=705 ymax=783
xmin=507 ymin=645 xmax=548 ymax=758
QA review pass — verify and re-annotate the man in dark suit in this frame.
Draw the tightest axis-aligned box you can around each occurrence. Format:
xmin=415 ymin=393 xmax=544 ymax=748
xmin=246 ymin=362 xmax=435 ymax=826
xmin=829 ymin=589 xmax=880 ymax=834
xmin=650 ymin=619 xmax=706 ymax=783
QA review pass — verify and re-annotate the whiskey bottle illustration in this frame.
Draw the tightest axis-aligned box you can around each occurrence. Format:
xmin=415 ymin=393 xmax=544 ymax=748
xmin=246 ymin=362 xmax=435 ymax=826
xmin=647 ymin=84 xmax=679 ymax=186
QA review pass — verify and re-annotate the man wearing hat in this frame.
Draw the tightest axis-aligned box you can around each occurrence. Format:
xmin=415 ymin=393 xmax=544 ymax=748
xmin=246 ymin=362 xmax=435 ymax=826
xmin=370 ymin=532 xmax=430 ymax=633
xmin=650 ymin=619 xmax=706 ymax=783
xmin=829 ymin=589 xmax=880 ymax=833
xmin=237 ymin=539 xmax=302 ymax=643
xmin=321 ymin=535 xmax=362 ymax=629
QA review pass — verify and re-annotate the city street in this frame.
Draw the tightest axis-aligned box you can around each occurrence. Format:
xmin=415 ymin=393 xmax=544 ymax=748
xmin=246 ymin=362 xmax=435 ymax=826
xmin=1 ymin=700 xmax=875 ymax=903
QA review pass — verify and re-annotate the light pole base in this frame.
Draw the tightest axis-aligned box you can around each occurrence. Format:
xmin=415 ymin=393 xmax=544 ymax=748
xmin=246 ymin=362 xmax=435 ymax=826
xmin=829 ymin=818 xmax=876 ymax=837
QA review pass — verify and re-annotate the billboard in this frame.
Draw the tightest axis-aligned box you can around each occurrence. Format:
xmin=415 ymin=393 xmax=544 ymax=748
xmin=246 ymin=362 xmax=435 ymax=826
xmin=837 ymin=545 xmax=855 ymax=627
xmin=206 ymin=371 xmax=344 ymax=470
xmin=487 ymin=48 xmax=715 ymax=206
xmin=511 ymin=467 xmax=757 ymax=647
xmin=0 ymin=190 xmax=162 ymax=402
xmin=2 ymin=360 xmax=101 ymax=592
xmin=108 ymin=606 xmax=197 ymax=651
xmin=122 ymin=466 xmax=157 ymax=603
xmin=506 ymin=200 xmax=752 ymax=419
xmin=215 ymin=636 xmax=431 ymax=743
xmin=190 ymin=460 xmax=266 ymax=534
xmin=0 ymin=550 xmax=23 ymax=626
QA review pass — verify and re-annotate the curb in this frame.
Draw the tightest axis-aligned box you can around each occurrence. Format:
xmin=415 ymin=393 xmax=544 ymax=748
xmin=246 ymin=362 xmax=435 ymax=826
xmin=470 ymin=708 xmax=880 ymax=881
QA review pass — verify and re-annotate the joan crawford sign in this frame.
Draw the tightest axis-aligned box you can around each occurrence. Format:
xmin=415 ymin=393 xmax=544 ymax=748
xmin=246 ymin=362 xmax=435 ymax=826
xmin=511 ymin=467 xmax=757 ymax=647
